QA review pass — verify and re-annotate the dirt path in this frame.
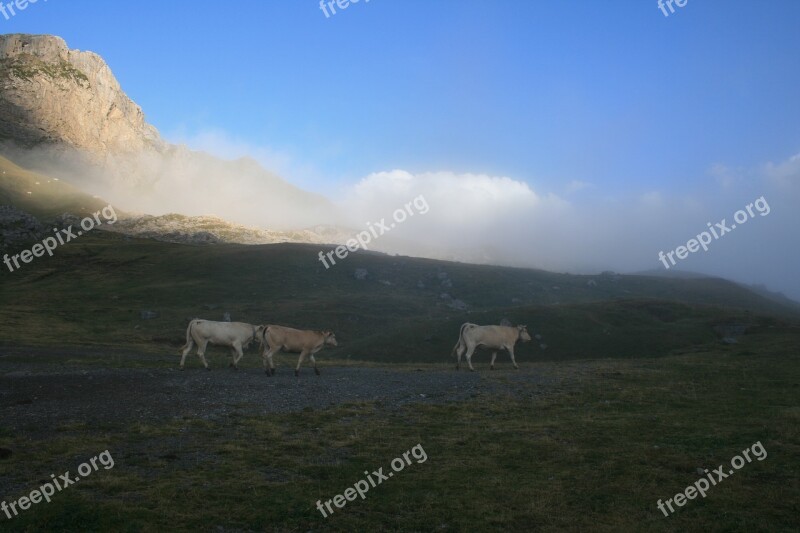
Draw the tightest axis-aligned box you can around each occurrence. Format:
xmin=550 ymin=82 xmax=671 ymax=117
xmin=1 ymin=358 xmax=560 ymax=433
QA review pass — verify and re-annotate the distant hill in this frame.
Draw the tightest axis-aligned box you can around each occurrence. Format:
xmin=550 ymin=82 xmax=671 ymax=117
xmin=0 ymin=231 xmax=796 ymax=363
xmin=0 ymin=154 xmax=110 ymax=219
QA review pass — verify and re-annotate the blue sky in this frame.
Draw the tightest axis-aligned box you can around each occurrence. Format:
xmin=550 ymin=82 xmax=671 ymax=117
xmin=7 ymin=0 xmax=800 ymax=193
xmin=4 ymin=1 xmax=800 ymax=297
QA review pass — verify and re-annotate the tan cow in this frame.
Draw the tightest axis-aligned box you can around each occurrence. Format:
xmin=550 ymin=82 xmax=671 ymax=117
xmin=179 ymin=319 xmax=265 ymax=370
xmin=451 ymin=322 xmax=532 ymax=371
xmin=260 ymin=325 xmax=338 ymax=376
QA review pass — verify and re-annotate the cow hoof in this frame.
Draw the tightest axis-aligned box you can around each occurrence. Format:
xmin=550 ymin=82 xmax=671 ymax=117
xmin=469 ymin=368 xmax=475 ymax=372
xmin=314 ymin=368 xmax=321 ymax=376
xmin=271 ymin=368 xmax=276 ymax=376
xmin=294 ymin=370 xmax=299 ymax=377
xmin=179 ymin=366 xmax=185 ymax=371
xmin=265 ymin=370 xmax=271 ymax=376
xmin=206 ymin=367 xmax=211 ymax=371
xmin=490 ymin=366 xmax=494 ymax=370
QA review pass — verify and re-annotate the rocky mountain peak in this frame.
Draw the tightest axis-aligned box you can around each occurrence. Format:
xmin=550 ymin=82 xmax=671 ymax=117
xmin=0 ymin=33 xmax=164 ymax=156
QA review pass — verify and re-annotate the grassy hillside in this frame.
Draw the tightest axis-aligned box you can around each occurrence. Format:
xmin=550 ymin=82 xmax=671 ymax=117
xmin=0 ymin=154 xmax=110 ymax=219
xmin=0 ymin=230 xmax=796 ymax=363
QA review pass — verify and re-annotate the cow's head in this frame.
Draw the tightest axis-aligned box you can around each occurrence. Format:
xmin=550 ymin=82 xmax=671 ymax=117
xmin=323 ymin=330 xmax=338 ymax=347
xmin=517 ymin=325 xmax=532 ymax=342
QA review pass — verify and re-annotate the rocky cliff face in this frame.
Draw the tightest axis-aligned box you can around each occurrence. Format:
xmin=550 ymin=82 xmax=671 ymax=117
xmin=0 ymin=34 xmax=164 ymax=157
xmin=0 ymin=34 xmax=338 ymax=230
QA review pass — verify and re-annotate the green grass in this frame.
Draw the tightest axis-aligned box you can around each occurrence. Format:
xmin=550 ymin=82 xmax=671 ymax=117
xmin=1 ymin=327 xmax=798 ymax=531
xmin=0 ymin=155 xmax=110 ymax=220
xmin=0 ymin=230 xmax=797 ymax=366
xmin=0 ymin=56 xmax=89 ymax=87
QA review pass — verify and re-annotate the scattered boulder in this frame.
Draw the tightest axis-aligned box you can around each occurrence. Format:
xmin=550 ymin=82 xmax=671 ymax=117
xmin=140 ymin=310 xmax=160 ymax=320
xmin=0 ymin=205 xmax=43 ymax=250
xmin=587 ymin=279 xmax=597 ymax=287
xmin=448 ymin=299 xmax=468 ymax=311
xmin=354 ymin=268 xmax=368 ymax=280
xmin=223 ymin=312 xmax=231 ymax=322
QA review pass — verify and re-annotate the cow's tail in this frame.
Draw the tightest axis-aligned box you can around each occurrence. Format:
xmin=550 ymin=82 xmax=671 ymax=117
xmin=450 ymin=322 xmax=472 ymax=358
xmin=179 ymin=320 xmax=198 ymax=354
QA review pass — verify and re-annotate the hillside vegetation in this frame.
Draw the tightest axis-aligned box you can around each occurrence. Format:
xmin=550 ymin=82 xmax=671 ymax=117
xmin=0 ymin=230 xmax=796 ymax=364
xmin=0 ymin=155 xmax=109 ymax=219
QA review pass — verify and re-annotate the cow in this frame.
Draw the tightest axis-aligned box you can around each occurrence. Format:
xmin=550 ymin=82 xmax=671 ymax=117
xmin=260 ymin=325 xmax=338 ymax=377
xmin=451 ymin=322 xmax=532 ymax=371
xmin=179 ymin=319 xmax=265 ymax=370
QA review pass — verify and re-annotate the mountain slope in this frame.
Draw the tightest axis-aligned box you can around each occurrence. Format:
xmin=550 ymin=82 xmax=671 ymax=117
xmin=0 ymin=33 xmax=336 ymax=229
xmin=0 ymin=154 xmax=111 ymax=219
xmin=0 ymin=231 xmax=796 ymax=362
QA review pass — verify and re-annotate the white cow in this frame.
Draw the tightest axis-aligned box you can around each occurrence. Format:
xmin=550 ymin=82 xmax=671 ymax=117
xmin=451 ymin=322 xmax=532 ymax=371
xmin=179 ymin=319 xmax=265 ymax=370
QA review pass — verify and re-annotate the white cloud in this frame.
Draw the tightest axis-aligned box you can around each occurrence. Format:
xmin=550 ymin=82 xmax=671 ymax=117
xmin=763 ymin=152 xmax=800 ymax=188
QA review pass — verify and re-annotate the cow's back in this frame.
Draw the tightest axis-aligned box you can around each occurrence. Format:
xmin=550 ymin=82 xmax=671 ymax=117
xmin=265 ymin=325 xmax=322 ymax=351
xmin=193 ymin=320 xmax=254 ymax=342
xmin=465 ymin=325 xmax=516 ymax=346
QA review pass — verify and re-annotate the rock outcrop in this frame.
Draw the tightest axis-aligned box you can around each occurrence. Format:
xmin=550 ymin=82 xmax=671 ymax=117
xmin=0 ymin=34 xmax=338 ymax=230
xmin=0 ymin=34 xmax=164 ymax=157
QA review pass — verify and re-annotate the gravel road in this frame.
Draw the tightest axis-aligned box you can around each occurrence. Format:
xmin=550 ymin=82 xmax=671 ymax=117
xmin=0 ymin=356 xmax=559 ymax=433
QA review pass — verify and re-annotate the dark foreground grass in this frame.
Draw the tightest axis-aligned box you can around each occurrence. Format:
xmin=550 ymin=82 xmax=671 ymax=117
xmin=1 ymin=328 xmax=798 ymax=532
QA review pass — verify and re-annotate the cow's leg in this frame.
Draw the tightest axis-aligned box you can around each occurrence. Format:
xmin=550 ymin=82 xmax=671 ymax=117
xmin=263 ymin=348 xmax=276 ymax=376
xmin=464 ymin=343 xmax=477 ymax=372
xmin=295 ymin=350 xmax=309 ymax=377
xmin=181 ymin=335 xmax=194 ymax=370
xmin=310 ymin=354 xmax=320 ymax=375
xmin=490 ymin=351 xmax=498 ymax=370
xmin=228 ymin=347 xmax=237 ymax=368
xmin=507 ymin=345 xmax=519 ymax=370
xmin=197 ymin=340 xmax=211 ymax=370
xmin=231 ymin=341 xmax=245 ymax=370
xmin=455 ymin=343 xmax=464 ymax=370
xmin=180 ymin=337 xmax=195 ymax=370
